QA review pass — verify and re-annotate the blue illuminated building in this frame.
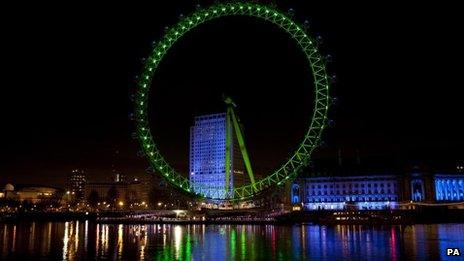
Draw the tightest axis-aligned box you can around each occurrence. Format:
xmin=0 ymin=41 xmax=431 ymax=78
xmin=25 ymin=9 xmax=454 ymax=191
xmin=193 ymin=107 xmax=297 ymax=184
xmin=435 ymin=174 xmax=464 ymax=201
xmin=292 ymin=175 xmax=400 ymax=210
xmin=291 ymin=170 xmax=464 ymax=210
xmin=189 ymin=113 xmax=245 ymax=199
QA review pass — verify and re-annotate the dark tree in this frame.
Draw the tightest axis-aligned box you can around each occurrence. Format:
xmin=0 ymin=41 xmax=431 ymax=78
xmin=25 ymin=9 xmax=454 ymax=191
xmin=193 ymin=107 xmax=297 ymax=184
xmin=20 ymin=200 xmax=33 ymax=212
xmin=75 ymin=190 xmax=84 ymax=202
xmin=0 ymin=198 xmax=20 ymax=209
xmin=106 ymin=186 xmax=119 ymax=207
xmin=87 ymin=190 xmax=100 ymax=208
xmin=37 ymin=191 xmax=63 ymax=210
xmin=148 ymin=185 xmax=158 ymax=207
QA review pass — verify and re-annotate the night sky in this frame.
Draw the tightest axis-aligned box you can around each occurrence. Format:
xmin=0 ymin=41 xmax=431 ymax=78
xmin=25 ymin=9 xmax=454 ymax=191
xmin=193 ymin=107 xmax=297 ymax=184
xmin=1 ymin=1 xmax=463 ymax=186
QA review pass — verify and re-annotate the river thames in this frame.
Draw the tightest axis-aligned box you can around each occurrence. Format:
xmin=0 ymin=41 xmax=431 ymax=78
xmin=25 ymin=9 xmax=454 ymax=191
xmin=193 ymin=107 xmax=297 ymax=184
xmin=1 ymin=222 xmax=463 ymax=260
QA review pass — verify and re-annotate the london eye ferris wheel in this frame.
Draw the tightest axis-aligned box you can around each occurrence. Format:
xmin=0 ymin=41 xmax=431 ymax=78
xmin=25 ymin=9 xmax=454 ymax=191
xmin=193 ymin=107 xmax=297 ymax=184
xmin=134 ymin=2 xmax=331 ymax=201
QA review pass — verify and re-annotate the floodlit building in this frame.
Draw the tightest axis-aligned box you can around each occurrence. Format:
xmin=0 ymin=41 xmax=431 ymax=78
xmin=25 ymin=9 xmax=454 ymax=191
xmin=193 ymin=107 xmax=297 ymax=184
xmin=0 ymin=184 xmax=60 ymax=203
xmin=15 ymin=186 xmax=60 ymax=203
xmin=292 ymin=175 xmax=400 ymax=210
xmin=189 ymin=113 xmax=246 ymax=199
xmin=291 ymin=171 xmax=464 ymax=210
xmin=434 ymin=174 xmax=464 ymax=201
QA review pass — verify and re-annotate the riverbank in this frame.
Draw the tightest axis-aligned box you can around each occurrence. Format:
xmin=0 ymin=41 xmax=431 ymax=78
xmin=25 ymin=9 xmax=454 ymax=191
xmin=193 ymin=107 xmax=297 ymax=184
xmin=0 ymin=212 xmax=97 ymax=222
xmin=1 ymin=207 xmax=464 ymax=225
xmin=277 ymin=208 xmax=464 ymax=225
xmin=95 ymin=218 xmax=276 ymax=225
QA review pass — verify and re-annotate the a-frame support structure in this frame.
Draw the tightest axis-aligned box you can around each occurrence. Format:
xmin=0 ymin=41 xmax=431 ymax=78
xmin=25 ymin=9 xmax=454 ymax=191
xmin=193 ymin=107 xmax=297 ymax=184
xmin=224 ymin=97 xmax=257 ymax=194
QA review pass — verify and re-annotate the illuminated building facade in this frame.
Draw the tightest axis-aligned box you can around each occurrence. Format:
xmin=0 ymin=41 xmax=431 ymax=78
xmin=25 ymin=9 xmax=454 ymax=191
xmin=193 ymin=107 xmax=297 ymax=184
xmin=67 ymin=169 xmax=87 ymax=200
xmin=17 ymin=187 xmax=59 ymax=203
xmin=434 ymin=174 xmax=464 ymax=201
xmin=189 ymin=113 xmax=246 ymax=199
xmin=0 ymin=184 xmax=58 ymax=203
xmin=291 ymin=172 xmax=464 ymax=210
xmin=293 ymin=175 xmax=400 ymax=210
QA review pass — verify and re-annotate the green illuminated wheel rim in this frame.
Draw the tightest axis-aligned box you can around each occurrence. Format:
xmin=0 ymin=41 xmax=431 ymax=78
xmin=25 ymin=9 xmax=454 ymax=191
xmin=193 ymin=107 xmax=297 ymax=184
xmin=135 ymin=2 xmax=330 ymax=201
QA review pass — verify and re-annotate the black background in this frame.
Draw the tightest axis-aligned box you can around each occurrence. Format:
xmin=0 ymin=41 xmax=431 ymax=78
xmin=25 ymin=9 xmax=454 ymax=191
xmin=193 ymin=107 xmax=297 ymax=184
xmin=1 ymin=1 xmax=462 ymax=186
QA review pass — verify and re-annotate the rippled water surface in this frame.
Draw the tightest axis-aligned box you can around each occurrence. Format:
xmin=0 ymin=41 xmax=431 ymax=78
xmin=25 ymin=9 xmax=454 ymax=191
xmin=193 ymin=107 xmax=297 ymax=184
xmin=1 ymin=222 xmax=464 ymax=260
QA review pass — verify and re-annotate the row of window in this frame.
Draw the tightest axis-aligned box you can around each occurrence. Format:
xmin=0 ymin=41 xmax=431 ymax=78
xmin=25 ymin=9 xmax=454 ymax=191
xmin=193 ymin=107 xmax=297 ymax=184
xmin=191 ymin=139 xmax=226 ymax=143
xmin=195 ymin=115 xmax=225 ymax=120
xmin=307 ymin=189 xmax=396 ymax=195
xmin=191 ymin=152 xmax=224 ymax=156
xmin=436 ymin=180 xmax=464 ymax=186
xmin=192 ymin=129 xmax=225 ymax=133
xmin=308 ymin=182 xmax=396 ymax=189
xmin=436 ymin=192 xmax=464 ymax=199
xmin=190 ymin=170 xmax=225 ymax=173
xmin=307 ymin=196 xmax=398 ymax=202
xmin=192 ymin=180 xmax=225 ymax=186
xmin=191 ymin=148 xmax=226 ymax=151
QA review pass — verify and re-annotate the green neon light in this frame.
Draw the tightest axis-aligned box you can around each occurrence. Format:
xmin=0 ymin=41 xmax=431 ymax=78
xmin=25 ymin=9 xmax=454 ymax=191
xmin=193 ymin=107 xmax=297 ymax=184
xmin=135 ymin=2 xmax=330 ymax=201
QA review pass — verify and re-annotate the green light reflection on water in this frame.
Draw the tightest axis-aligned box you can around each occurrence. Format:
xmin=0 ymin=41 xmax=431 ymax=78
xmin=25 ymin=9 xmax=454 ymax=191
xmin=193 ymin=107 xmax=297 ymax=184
xmin=230 ymin=228 xmax=236 ymax=260
xmin=240 ymin=226 xmax=246 ymax=260
xmin=185 ymin=228 xmax=191 ymax=261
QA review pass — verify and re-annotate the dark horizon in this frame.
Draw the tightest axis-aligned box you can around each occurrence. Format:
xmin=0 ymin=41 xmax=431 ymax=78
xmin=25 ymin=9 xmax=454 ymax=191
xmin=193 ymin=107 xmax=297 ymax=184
xmin=1 ymin=1 xmax=463 ymax=187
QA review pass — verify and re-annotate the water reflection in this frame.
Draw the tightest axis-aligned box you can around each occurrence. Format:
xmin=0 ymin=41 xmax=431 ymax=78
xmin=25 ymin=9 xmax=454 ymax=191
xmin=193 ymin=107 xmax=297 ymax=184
xmin=0 ymin=222 xmax=463 ymax=260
